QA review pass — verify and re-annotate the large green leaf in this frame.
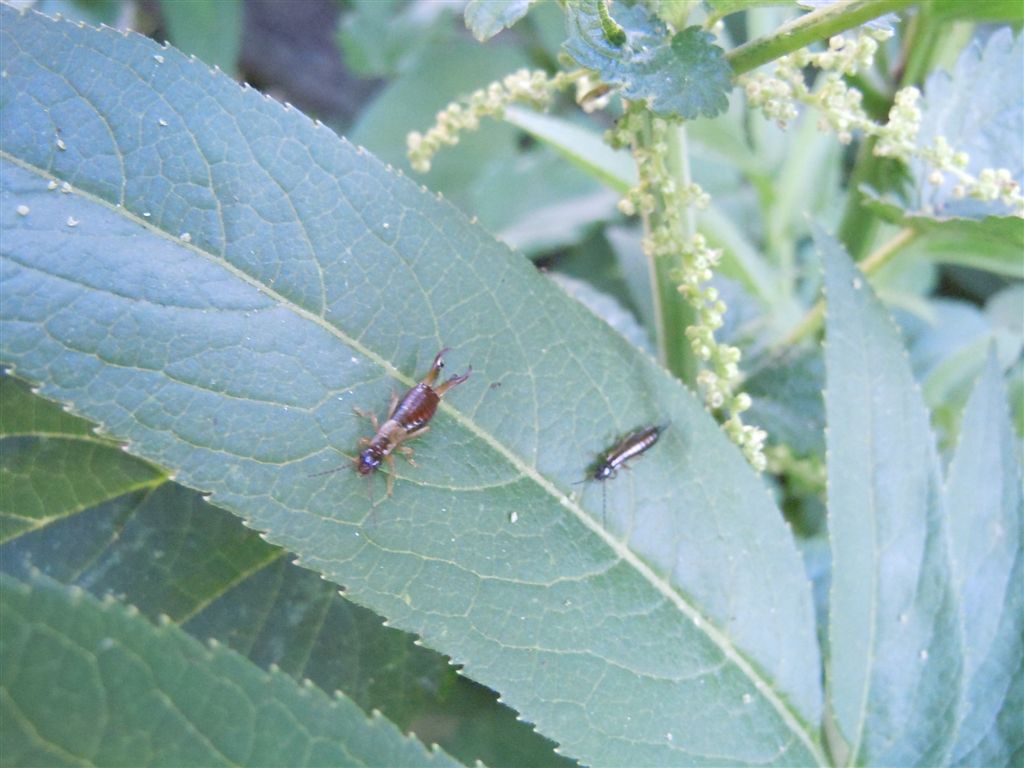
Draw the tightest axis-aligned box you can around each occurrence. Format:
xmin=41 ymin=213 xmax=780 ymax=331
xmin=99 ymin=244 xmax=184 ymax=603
xmin=946 ymin=353 xmax=1024 ymax=766
xmin=0 ymin=572 xmax=461 ymax=767
xmin=0 ymin=8 xmax=823 ymax=765
xmin=821 ymin=228 xmax=963 ymax=766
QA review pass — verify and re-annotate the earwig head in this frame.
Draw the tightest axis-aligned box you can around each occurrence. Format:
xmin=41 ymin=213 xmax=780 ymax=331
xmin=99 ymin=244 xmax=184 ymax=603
xmin=356 ymin=446 xmax=383 ymax=475
xmin=593 ymin=463 xmax=615 ymax=481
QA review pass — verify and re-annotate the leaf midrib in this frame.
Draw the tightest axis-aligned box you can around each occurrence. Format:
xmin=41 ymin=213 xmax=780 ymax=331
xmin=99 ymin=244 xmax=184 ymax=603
xmin=2 ymin=149 xmax=825 ymax=764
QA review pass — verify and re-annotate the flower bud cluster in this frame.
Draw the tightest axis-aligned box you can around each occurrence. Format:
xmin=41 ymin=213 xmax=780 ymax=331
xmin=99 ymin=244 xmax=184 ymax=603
xmin=741 ymin=29 xmax=1023 ymax=215
xmin=407 ymin=69 xmax=577 ymax=173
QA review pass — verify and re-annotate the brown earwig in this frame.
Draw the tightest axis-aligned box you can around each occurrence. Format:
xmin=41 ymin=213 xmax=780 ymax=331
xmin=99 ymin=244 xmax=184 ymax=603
xmin=578 ymin=424 xmax=667 ymax=525
xmin=354 ymin=348 xmax=470 ymax=496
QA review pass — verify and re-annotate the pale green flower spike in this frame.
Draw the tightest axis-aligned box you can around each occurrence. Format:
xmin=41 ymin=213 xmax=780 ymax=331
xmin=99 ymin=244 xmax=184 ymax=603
xmin=609 ymin=109 xmax=768 ymax=473
xmin=407 ymin=69 xmax=580 ymax=173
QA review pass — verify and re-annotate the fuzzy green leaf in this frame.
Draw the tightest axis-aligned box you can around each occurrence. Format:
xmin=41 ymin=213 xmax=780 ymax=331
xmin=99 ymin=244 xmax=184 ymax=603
xmin=0 ymin=8 xmax=822 ymax=765
xmin=563 ymin=0 xmax=731 ymax=119
xmin=946 ymin=353 xmax=1024 ymax=766
xmin=821 ymin=228 xmax=963 ymax=766
xmin=0 ymin=572 xmax=462 ymax=767
xmin=911 ymin=29 xmax=1022 ymax=218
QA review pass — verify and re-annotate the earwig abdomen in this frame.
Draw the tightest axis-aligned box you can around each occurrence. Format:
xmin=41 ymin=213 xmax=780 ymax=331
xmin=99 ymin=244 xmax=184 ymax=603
xmin=390 ymin=383 xmax=440 ymax=433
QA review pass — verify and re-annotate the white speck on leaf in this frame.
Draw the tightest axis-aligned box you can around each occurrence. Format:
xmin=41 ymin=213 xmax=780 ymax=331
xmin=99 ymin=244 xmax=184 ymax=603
xmin=920 ymin=649 xmax=929 ymax=661
xmin=60 ymin=182 xmax=72 ymax=193
xmin=66 ymin=216 xmax=79 ymax=227
xmin=852 ymin=277 xmax=862 ymax=289
xmin=509 ymin=511 xmax=519 ymax=523
xmin=47 ymin=180 xmax=58 ymax=190
xmin=180 ymin=232 xmax=192 ymax=243
xmin=743 ymin=693 xmax=753 ymax=704
xmin=158 ymin=118 xmax=168 ymax=126
xmin=16 ymin=205 xmax=29 ymax=216
xmin=56 ymin=138 xmax=66 ymax=151
xmin=154 ymin=54 xmax=165 ymax=63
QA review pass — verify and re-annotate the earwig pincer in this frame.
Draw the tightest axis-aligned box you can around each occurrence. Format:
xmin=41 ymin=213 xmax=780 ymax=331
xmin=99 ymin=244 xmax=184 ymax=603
xmin=355 ymin=348 xmax=470 ymax=496
xmin=579 ymin=424 xmax=667 ymax=525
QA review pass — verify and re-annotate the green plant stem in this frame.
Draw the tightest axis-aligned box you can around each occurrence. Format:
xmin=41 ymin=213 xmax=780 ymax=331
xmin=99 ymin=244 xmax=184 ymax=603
xmin=727 ymin=0 xmax=914 ymax=76
xmin=637 ymin=115 xmax=698 ymax=384
xmin=777 ymin=227 xmax=917 ymax=348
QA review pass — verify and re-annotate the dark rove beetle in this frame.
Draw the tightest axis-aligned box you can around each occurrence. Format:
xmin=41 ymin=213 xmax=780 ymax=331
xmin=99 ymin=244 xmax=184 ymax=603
xmin=354 ymin=348 xmax=470 ymax=497
xmin=579 ymin=424 xmax=667 ymax=525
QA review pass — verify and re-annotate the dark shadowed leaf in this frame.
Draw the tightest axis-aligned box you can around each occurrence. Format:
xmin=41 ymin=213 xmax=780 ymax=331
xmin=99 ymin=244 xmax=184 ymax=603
xmin=0 ymin=377 xmax=165 ymax=542
xmin=0 ymin=573 xmax=462 ymax=767
xmin=160 ymin=0 xmax=243 ymax=74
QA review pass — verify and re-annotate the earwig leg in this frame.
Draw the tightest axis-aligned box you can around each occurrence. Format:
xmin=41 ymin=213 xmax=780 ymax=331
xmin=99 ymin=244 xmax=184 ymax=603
xmin=385 ymin=456 xmax=395 ymax=499
xmin=396 ymin=443 xmax=418 ymax=466
xmin=433 ymin=366 xmax=472 ymax=397
xmin=353 ymin=406 xmax=379 ymax=431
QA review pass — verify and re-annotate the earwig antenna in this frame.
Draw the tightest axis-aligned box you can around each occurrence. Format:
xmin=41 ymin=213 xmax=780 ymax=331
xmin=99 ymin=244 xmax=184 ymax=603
xmin=602 ymin=482 xmax=607 ymax=529
xmin=309 ymin=462 xmax=355 ymax=479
